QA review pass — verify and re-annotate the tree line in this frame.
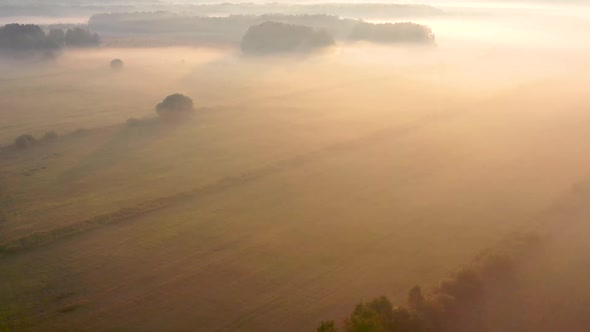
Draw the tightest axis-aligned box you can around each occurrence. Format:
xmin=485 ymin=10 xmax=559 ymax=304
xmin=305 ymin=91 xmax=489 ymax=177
xmin=88 ymin=13 xmax=436 ymax=47
xmin=3 ymin=93 xmax=194 ymax=153
xmin=0 ymin=24 xmax=100 ymax=54
xmin=241 ymin=21 xmax=335 ymax=55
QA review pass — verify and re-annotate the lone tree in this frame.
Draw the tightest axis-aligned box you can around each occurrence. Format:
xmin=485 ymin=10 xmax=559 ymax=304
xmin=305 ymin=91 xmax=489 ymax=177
xmin=156 ymin=93 xmax=195 ymax=120
xmin=110 ymin=58 xmax=124 ymax=71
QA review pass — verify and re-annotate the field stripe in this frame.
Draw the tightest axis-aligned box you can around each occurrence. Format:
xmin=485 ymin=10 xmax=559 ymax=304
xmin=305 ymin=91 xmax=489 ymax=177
xmin=0 ymin=110 xmax=461 ymax=256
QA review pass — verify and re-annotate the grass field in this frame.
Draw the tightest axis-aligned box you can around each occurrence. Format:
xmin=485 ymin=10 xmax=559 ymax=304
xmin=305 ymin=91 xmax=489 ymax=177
xmin=1 ymin=45 xmax=590 ymax=331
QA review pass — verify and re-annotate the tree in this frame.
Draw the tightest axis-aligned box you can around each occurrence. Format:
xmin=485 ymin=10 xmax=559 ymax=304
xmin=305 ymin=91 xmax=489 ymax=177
xmin=126 ymin=117 xmax=141 ymax=127
xmin=349 ymin=22 xmax=436 ymax=45
xmin=45 ymin=29 xmax=65 ymax=49
xmin=41 ymin=131 xmax=58 ymax=142
xmin=0 ymin=24 xmax=100 ymax=55
xmin=318 ymin=294 xmax=425 ymax=332
xmin=156 ymin=93 xmax=195 ymax=119
xmin=241 ymin=21 xmax=335 ymax=56
xmin=408 ymin=286 xmax=425 ymax=311
xmin=391 ymin=307 xmax=421 ymax=332
xmin=110 ymin=58 xmax=124 ymax=71
xmin=65 ymin=28 xmax=100 ymax=47
xmin=344 ymin=302 xmax=387 ymax=332
xmin=318 ymin=321 xmax=339 ymax=332
xmin=0 ymin=24 xmax=45 ymax=51
xmin=14 ymin=134 xmax=38 ymax=149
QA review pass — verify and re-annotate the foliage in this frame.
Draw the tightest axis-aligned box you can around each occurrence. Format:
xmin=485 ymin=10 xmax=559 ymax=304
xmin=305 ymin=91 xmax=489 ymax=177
xmin=65 ymin=27 xmax=100 ymax=47
xmin=349 ymin=22 xmax=436 ymax=45
xmin=0 ymin=24 xmax=45 ymax=51
xmin=0 ymin=24 xmax=100 ymax=55
xmin=45 ymin=29 xmax=65 ymax=49
xmin=344 ymin=297 xmax=391 ymax=332
xmin=318 ymin=321 xmax=339 ymax=332
xmin=341 ymin=296 xmax=422 ymax=332
xmin=89 ymin=13 xmax=435 ymax=47
xmin=14 ymin=134 xmax=38 ymax=150
xmin=41 ymin=131 xmax=58 ymax=142
xmin=241 ymin=21 xmax=335 ymax=56
xmin=126 ymin=117 xmax=141 ymax=127
xmin=156 ymin=94 xmax=195 ymax=119
xmin=318 ymin=252 xmax=520 ymax=332
xmin=110 ymin=58 xmax=124 ymax=70
xmin=69 ymin=128 xmax=89 ymax=137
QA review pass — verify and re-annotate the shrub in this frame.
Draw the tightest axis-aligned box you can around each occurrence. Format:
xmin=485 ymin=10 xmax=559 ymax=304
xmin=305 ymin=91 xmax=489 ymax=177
xmin=110 ymin=58 xmax=124 ymax=71
xmin=155 ymin=94 xmax=195 ymax=119
xmin=14 ymin=134 xmax=38 ymax=149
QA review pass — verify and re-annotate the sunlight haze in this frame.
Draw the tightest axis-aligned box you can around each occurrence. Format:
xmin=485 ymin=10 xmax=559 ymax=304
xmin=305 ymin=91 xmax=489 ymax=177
xmin=1 ymin=1 xmax=589 ymax=331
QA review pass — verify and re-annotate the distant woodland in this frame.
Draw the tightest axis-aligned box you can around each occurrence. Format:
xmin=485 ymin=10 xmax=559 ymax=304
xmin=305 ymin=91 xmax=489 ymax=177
xmin=89 ymin=13 xmax=436 ymax=48
xmin=0 ymin=2 xmax=443 ymax=20
xmin=0 ymin=24 xmax=100 ymax=55
xmin=241 ymin=22 xmax=335 ymax=56
xmin=0 ymin=13 xmax=435 ymax=57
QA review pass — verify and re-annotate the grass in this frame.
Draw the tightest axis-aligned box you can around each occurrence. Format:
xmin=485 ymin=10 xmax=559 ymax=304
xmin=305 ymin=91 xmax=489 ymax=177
xmin=0 ymin=48 xmax=450 ymax=245
xmin=3 ymin=105 xmax=590 ymax=330
xmin=0 ymin=111 xmax=459 ymax=254
xmin=2 ymin=47 xmax=590 ymax=331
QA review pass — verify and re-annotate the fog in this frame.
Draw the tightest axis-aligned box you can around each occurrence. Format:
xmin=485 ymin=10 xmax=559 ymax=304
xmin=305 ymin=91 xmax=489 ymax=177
xmin=1 ymin=2 xmax=590 ymax=331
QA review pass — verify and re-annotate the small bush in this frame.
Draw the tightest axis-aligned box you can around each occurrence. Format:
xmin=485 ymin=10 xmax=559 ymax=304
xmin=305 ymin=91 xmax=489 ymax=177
xmin=156 ymin=93 xmax=195 ymax=120
xmin=110 ymin=58 xmax=124 ymax=71
xmin=14 ymin=134 xmax=38 ymax=149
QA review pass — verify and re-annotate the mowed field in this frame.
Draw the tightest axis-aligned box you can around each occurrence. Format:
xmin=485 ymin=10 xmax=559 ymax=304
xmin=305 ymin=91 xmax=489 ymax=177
xmin=0 ymin=46 xmax=470 ymax=245
xmin=2 ymin=47 xmax=590 ymax=331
